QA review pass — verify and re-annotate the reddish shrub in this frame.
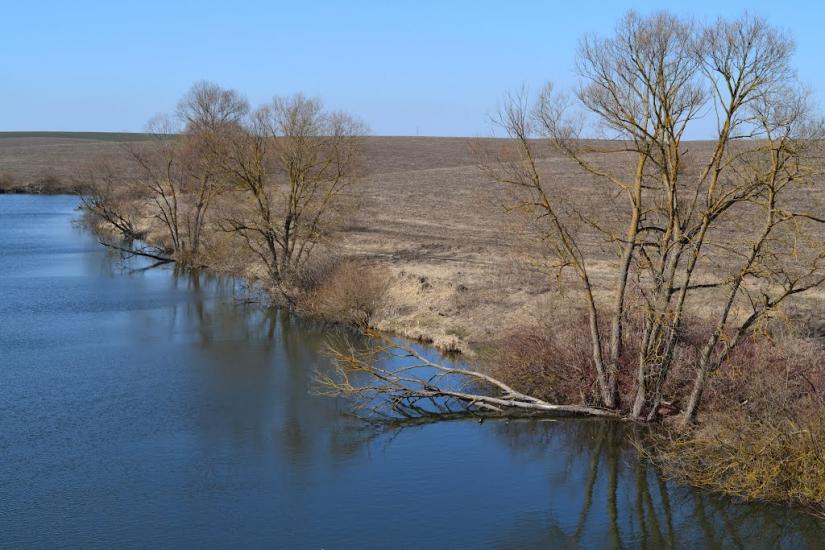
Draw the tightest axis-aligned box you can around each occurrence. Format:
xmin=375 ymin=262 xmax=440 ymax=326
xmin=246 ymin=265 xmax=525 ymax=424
xmin=703 ymin=335 xmax=825 ymax=422
xmin=488 ymin=306 xmax=709 ymax=411
xmin=489 ymin=317 xmax=600 ymax=405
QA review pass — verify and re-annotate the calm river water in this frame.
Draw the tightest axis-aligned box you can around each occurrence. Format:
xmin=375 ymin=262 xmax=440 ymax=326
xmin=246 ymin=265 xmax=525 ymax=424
xmin=1 ymin=194 xmax=823 ymax=549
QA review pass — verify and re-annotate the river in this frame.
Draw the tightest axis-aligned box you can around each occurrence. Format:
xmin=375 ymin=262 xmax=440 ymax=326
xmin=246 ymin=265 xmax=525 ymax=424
xmin=1 ymin=194 xmax=823 ymax=548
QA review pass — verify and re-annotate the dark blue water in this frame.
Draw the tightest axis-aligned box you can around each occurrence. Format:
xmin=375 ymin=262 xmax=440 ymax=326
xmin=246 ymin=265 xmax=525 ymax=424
xmin=1 ymin=195 xmax=823 ymax=549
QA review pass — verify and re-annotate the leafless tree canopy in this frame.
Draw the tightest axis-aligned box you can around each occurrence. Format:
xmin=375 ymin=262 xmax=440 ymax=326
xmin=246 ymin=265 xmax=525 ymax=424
xmin=76 ymin=14 xmax=825 ymax=431
xmin=322 ymin=11 xmax=825 ymax=427
xmin=486 ymin=12 xmax=825 ymax=424
xmin=80 ymin=82 xmax=367 ymax=293
xmin=215 ymin=93 xmax=367 ymax=295
xmin=176 ymin=80 xmax=249 ymax=134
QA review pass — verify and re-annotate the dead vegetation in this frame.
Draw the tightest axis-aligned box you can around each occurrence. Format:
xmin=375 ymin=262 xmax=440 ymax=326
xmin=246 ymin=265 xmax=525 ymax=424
xmin=323 ymin=11 xmax=825 ymax=425
xmin=317 ymin=330 xmax=619 ymax=420
xmin=643 ymin=333 xmax=825 ymax=516
xmin=71 ymin=82 xmax=368 ymax=304
xmin=475 ymin=12 xmax=825 ymax=426
xmin=297 ymin=259 xmax=390 ymax=325
xmin=654 ymin=419 xmax=825 ymax=518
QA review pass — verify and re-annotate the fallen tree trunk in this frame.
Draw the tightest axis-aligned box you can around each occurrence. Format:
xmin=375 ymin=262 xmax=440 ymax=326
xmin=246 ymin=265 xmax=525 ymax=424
xmin=315 ymin=331 xmax=619 ymax=420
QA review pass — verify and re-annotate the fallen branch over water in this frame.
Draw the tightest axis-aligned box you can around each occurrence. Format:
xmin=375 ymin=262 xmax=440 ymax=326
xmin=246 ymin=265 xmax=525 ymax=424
xmin=315 ymin=331 xmax=618 ymax=420
xmin=99 ymin=240 xmax=175 ymax=263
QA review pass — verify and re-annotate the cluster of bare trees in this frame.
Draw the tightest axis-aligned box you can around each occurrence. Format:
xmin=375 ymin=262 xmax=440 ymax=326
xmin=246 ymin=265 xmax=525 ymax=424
xmin=81 ymin=82 xmax=366 ymax=294
xmin=80 ymin=12 xmax=823 ymax=428
xmin=323 ymin=12 xmax=825 ymax=426
xmin=506 ymin=12 xmax=825 ymax=425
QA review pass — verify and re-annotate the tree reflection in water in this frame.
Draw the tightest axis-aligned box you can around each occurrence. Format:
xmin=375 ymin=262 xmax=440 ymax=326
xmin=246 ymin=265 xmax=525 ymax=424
xmin=488 ymin=419 xmax=824 ymax=549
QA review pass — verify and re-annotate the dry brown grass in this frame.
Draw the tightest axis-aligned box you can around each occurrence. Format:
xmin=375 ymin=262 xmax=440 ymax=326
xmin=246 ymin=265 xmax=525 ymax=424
xmin=652 ymin=415 xmax=825 ymax=517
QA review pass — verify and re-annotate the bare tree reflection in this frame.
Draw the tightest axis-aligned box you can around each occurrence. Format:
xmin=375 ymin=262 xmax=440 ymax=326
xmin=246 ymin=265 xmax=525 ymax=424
xmin=488 ymin=420 xmax=825 ymax=548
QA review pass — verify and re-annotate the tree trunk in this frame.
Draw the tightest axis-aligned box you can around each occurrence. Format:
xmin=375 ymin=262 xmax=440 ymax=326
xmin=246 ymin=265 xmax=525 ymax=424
xmin=631 ymin=363 xmax=647 ymax=420
xmin=681 ymin=364 xmax=707 ymax=427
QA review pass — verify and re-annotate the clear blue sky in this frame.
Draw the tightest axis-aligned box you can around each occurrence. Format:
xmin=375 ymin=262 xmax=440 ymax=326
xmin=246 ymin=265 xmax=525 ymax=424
xmin=3 ymin=0 xmax=824 ymax=136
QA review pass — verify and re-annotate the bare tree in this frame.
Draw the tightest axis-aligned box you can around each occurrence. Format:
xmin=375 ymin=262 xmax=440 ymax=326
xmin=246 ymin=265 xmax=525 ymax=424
xmin=122 ymin=82 xmax=248 ymax=264
xmin=78 ymin=154 xmax=144 ymax=241
xmin=217 ymin=93 xmax=367 ymax=296
xmin=174 ymin=82 xmax=249 ymax=260
xmin=681 ymin=89 xmax=825 ymax=424
xmin=317 ymin=331 xmax=618 ymax=419
xmin=79 ymin=81 xmax=363 ymax=283
xmin=176 ymin=80 xmax=249 ymax=135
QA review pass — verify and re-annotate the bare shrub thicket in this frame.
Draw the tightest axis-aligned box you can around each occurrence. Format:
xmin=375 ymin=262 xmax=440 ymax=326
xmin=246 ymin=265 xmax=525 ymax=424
xmin=298 ymin=260 xmax=390 ymax=326
xmin=646 ymin=335 xmax=825 ymax=516
xmin=658 ymin=419 xmax=825 ymax=517
xmin=488 ymin=305 xmax=708 ymax=410
xmin=489 ymin=318 xmax=600 ymax=406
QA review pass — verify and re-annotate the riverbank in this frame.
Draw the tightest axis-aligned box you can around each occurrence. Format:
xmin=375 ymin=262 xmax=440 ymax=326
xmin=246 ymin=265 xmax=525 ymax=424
xmin=0 ymin=133 xmax=559 ymax=353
